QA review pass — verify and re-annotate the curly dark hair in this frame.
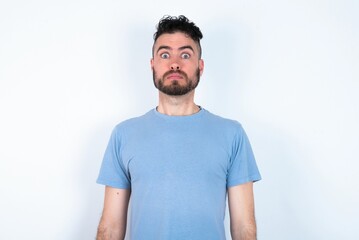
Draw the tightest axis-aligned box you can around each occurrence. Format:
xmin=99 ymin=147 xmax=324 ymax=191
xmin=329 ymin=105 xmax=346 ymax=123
xmin=153 ymin=15 xmax=203 ymax=58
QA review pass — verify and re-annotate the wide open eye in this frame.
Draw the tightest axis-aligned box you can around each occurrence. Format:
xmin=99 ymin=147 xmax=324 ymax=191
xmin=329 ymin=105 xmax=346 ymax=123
xmin=160 ymin=53 xmax=170 ymax=59
xmin=181 ymin=53 xmax=190 ymax=59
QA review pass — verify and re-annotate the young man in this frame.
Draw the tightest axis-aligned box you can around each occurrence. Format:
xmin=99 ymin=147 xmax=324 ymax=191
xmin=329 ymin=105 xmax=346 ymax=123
xmin=96 ymin=15 xmax=261 ymax=240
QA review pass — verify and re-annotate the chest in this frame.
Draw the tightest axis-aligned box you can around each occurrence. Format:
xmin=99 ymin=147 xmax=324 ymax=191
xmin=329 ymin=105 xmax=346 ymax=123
xmin=120 ymin=127 xmax=232 ymax=188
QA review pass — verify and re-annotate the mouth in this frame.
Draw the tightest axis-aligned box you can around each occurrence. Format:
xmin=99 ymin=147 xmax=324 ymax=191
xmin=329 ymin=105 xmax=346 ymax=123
xmin=166 ymin=73 xmax=184 ymax=80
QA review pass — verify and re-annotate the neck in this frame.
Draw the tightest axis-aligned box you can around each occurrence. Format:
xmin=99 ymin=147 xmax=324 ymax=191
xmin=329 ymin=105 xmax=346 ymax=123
xmin=157 ymin=91 xmax=200 ymax=116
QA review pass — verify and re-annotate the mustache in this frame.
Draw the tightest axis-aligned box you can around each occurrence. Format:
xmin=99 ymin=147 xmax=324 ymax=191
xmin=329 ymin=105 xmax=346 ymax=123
xmin=163 ymin=70 xmax=188 ymax=79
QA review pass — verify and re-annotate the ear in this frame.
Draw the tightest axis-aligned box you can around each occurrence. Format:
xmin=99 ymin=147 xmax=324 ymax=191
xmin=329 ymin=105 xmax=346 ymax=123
xmin=199 ymin=59 xmax=204 ymax=76
xmin=150 ymin=58 xmax=154 ymax=70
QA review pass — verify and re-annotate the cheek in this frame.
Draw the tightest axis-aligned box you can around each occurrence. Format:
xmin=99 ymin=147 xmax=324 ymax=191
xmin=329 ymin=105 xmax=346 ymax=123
xmin=152 ymin=65 xmax=167 ymax=78
xmin=153 ymin=60 xmax=167 ymax=71
xmin=153 ymin=66 xmax=163 ymax=75
xmin=187 ymin=63 xmax=200 ymax=74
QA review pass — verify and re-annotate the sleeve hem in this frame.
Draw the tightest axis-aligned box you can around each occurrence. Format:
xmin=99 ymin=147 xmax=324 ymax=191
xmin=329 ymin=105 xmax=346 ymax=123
xmin=227 ymin=173 xmax=262 ymax=188
xmin=96 ymin=179 xmax=131 ymax=189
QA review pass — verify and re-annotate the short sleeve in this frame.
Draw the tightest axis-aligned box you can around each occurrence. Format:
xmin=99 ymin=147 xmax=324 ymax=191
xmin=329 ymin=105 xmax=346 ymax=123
xmin=227 ymin=125 xmax=261 ymax=188
xmin=96 ymin=126 xmax=131 ymax=189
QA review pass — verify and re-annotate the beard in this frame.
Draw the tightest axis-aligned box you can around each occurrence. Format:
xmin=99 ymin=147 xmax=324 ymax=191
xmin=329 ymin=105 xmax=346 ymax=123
xmin=152 ymin=68 xmax=201 ymax=96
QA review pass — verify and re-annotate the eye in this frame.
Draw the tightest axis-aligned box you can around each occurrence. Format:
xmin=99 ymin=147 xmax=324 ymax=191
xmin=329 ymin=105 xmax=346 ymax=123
xmin=160 ymin=53 xmax=170 ymax=59
xmin=181 ymin=53 xmax=190 ymax=59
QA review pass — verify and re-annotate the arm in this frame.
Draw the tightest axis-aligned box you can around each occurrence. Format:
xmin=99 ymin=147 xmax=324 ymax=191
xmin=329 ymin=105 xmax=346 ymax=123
xmin=97 ymin=186 xmax=131 ymax=240
xmin=228 ymin=182 xmax=257 ymax=240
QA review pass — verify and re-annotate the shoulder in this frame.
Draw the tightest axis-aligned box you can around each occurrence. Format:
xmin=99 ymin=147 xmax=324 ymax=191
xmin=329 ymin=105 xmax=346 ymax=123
xmin=114 ymin=109 xmax=154 ymax=129
xmin=109 ymin=109 xmax=155 ymax=139
xmin=202 ymin=109 xmax=244 ymax=133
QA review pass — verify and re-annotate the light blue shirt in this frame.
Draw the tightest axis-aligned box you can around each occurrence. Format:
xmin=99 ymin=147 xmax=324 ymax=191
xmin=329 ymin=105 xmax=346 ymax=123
xmin=97 ymin=108 xmax=261 ymax=239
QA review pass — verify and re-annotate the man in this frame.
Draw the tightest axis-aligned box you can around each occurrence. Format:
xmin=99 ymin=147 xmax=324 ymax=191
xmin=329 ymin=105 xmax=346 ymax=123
xmin=96 ymin=15 xmax=261 ymax=240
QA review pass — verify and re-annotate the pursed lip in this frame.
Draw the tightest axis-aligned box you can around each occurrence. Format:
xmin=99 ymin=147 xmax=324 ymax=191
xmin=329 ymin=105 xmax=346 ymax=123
xmin=166 ymin=73 xmax=184 ymax=80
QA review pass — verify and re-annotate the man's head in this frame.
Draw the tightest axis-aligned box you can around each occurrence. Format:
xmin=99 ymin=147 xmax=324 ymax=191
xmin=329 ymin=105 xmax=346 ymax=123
xmin=151 ymin=15 xmax=204 ymax=96
xmin=152 ymin=15 xmax=203 ymax=58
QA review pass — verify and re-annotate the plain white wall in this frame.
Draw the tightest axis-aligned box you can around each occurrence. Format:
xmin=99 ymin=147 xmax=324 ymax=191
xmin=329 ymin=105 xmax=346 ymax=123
xmin=1 ymin=0 xmax=358 ymax=239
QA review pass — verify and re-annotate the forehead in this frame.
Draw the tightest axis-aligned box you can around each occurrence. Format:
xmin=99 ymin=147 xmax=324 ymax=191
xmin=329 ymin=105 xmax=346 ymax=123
xmin=153 ymin=32 xmax=198 ymax=52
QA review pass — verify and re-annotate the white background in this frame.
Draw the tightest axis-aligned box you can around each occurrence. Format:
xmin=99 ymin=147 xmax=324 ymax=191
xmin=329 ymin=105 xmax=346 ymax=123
xmin=1 ymin=0 xmax=358 ymax=239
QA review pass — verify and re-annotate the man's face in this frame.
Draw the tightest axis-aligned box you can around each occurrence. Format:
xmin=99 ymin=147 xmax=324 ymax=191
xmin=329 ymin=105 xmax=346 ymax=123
xmin=151 ymin=32 xmax=204 ymax=96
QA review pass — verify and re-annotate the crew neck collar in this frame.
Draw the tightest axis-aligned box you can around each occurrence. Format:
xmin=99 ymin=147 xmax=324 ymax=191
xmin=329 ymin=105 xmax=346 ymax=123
xmin=152 ymin=106 xmax=205 ymax=120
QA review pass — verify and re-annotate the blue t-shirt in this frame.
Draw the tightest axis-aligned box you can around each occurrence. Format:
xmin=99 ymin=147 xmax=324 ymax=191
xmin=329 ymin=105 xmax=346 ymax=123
xmin=97 ymin=108 xmax=261 ymax=240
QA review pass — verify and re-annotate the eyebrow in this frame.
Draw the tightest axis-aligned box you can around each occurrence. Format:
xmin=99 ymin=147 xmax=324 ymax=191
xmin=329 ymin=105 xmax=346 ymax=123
xmin=156 ymin=45 xmax=195 ymax=54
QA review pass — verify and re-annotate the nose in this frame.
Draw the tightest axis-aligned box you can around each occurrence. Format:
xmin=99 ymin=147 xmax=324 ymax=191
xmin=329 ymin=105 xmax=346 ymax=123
xmin=170 ymin=62 xmax=180 ymax=71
